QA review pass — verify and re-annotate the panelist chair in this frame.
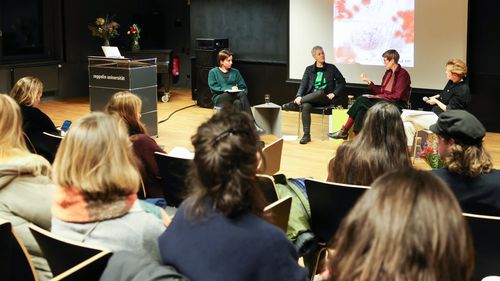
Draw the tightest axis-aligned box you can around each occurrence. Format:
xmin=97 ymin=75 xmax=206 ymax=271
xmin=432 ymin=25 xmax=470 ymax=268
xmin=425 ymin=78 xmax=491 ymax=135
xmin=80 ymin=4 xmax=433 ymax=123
xmin=298 ymin=104 xmax=336 ymax=141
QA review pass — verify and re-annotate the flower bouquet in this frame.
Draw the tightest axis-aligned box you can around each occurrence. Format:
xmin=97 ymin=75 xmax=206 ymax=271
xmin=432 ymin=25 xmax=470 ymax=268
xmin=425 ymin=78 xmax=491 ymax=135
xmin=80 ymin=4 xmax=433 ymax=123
xmin=419 ymin=137 xmax=443 ymax=169
xmin=127 ymin=24 xmax=141 ymax=51
xmin=88 ymin=16 xmax=119 ymax=46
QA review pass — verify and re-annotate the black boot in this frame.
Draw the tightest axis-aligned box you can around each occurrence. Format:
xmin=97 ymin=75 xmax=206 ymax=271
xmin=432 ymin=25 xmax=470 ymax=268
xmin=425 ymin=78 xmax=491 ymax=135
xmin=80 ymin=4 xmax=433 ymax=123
xmin=282 ymin=101 xmax=298 ymax=111
xmin=329 ymin=127 xmax=348 ymax=140
xmin=300 ymin=134 xmax=311 ymax=144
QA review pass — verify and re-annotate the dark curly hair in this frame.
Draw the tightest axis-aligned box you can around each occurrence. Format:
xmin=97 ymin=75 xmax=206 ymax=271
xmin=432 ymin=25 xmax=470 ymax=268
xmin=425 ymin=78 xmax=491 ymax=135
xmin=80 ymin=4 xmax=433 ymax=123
xmin=183 ymin=107 xmax=266 ymax=220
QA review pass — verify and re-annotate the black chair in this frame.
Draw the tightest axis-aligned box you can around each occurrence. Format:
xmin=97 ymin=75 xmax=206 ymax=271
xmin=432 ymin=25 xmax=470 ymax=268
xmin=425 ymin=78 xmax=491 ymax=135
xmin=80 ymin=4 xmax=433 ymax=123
xmin=298 ymin=104 xmax=337 ymax=140
xmin=154 ymin=152 xmax=192 ymax=207
xmin=29 ymin=224 xmax=112 ymax=281
xmin=256 ymin=174 xmax=279 ymax=205
xmin=305 ymin=179 xmax=369 ymax=244
xmin=463 ymin=213 xmax=500 ymax=281
xmin=305 ymin=179 xmax=369 ymax=280
xmin=0 ymin=220 xmax=37 ymax=281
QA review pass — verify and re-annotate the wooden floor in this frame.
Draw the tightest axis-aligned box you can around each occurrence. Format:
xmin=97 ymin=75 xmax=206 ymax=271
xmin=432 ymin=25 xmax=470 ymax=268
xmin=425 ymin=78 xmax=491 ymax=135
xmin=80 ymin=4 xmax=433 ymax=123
xmin=39 ymin=88 xmax=500 ymax=179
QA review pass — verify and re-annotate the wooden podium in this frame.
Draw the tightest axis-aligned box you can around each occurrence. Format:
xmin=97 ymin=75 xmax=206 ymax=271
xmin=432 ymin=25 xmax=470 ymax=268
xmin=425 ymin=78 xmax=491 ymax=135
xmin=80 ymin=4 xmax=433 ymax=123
xmin=88 ymin=57 xmax=158 ymax=136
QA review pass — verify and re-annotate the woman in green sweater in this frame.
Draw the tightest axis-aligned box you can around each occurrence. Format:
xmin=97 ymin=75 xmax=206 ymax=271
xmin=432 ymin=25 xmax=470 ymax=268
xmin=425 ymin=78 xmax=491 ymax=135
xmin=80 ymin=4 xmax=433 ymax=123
xmin=208 ymin=49 xmax=264 ymax=133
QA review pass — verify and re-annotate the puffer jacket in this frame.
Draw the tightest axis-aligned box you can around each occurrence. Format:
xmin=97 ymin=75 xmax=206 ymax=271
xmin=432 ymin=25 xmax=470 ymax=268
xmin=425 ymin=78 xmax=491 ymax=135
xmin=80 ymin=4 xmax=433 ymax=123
xmin=0 ymin=153 xmax=55 ymax=280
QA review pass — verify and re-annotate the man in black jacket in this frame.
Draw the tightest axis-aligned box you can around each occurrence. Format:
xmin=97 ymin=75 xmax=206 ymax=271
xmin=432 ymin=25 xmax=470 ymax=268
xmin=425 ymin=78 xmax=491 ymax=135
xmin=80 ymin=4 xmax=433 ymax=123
xmin=282 ymin=46 xmax=346 ymax=144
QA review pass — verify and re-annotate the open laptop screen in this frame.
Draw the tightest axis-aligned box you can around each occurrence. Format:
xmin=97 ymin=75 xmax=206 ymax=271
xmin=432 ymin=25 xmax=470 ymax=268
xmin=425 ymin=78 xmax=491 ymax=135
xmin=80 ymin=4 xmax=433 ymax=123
xmin=101 ymin=46 xmax=124 ymax=58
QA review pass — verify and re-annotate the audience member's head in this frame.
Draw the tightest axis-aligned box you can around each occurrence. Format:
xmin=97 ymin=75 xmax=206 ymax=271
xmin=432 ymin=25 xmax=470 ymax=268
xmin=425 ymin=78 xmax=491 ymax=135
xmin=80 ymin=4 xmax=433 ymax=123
xmin=382 ymin=49 xmax=400 ymax=64
xmin=52 ymin=112 xmax=140 ymax=202
xmin=184 ymin=107 xmax=265 ymax=219
xmin=430 ymin=110 xmax=492 ymax=177
xmin=105 ymin=91 xmax=147 ymax=135
xmin=0 ymin=94 xmax=50 ymax=172
xmin=0 ymin=94 xmax=27 ymax=156
xmin=446 ymin=59 xmax=468 ymax=80
xmin=328 ymin=168 xmax=474 ymax=281
xmin=217 ymin=49 xmax=233 ymax=67
xmin=10 ymin=76 xmax=44 ymax=107
xmin=328 ymin=102 xmax=410 ymax=185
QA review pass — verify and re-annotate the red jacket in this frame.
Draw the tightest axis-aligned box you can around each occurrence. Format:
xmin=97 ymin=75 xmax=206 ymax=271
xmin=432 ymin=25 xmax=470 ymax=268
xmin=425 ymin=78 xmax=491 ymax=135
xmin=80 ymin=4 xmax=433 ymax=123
xmin=369 ymin=64 xmax=411 ymax=102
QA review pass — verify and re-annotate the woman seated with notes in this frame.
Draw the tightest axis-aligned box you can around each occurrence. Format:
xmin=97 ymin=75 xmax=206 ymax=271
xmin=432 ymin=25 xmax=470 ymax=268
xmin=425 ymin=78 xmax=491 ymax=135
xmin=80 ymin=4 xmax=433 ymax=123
xmin=208 ymin=49 xmax=264 ymax=133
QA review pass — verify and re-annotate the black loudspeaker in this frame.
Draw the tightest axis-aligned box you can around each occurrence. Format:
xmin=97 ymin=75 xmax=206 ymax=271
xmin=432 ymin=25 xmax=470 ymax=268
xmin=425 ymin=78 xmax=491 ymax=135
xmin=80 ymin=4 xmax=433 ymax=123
xmin=194 ymin=49 xmax=218 ymax=68
xmin=194 ymin=66 xmax=213 ymax=108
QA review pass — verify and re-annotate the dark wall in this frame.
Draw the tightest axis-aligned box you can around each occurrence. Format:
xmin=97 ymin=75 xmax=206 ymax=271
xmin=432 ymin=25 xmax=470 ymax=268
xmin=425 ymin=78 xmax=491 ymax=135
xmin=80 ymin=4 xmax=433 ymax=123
xmin=190 ymin=0 xmax=287 ymax=63
xmin=466 ymin=0 xmax=500 ymax=132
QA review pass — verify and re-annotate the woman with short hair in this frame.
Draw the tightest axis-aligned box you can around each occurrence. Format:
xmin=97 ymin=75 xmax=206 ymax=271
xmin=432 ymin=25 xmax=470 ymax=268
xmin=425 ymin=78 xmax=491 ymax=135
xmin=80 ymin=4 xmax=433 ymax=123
xmin=331 ymin=49 xmax=411 ymax=139
xmin=325 ymin=169 xmax=474 ymax=281
xmin=208 ymin=49 xmax=265 ymax=133
xmin=0 ymin=94 xmax=54 ymax=280
xmin=51 ymin=112 xmax=167 ymax=261
xmin=159 ymin=107 xmax=307 ymax=281
xmin=105 ymin=91 xmax=165 ymax=198
xmin=327 ymin=102 xmax=411 ymax=185
xmin=10 ymin=76 xmax=59 ymax=162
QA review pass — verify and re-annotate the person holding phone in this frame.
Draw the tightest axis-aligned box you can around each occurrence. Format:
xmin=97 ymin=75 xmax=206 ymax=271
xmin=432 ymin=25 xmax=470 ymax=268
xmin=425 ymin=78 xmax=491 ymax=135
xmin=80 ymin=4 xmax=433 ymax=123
xmin=9 ymin=76 xmax=60 ymax=162
xmin=208 ymin=49 xmax=264 ymax=134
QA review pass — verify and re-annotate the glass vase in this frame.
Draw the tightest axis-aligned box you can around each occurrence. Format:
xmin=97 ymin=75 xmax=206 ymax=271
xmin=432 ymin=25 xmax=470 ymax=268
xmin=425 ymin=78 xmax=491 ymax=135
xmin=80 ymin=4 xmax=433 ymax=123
xmin=103 ymin=38 xmax=110 ymax=46
xmin=132 ymin=39 xmax=140 ymax=52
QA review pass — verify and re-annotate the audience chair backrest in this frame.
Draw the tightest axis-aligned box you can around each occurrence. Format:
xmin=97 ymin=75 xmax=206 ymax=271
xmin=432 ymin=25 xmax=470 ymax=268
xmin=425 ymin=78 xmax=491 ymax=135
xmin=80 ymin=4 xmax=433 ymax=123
xmin=305 ymin=179 xmax=369 ymax=243
xmin=263 ymin=196 xmax=293 ymax=233
xmin=257 ymin=174 xmax=279 ymax=205
xmin=28 ymin=224 xmax=111 ymax=279
xmin=154 ymin=152 xmax=192 ymax=207
xmin=261 ymin=138 xmax=284 ymax=175
xmin=463 ymin=213 xmax=500 ymax=281
xmin=0 ymin=220 xmax=38 ymax=281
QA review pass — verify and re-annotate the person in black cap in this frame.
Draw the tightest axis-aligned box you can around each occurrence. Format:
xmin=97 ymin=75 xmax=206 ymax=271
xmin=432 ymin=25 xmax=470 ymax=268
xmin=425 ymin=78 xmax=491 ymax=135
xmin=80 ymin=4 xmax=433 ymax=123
xmin=429 ymin=110 xmax=500 ymax=215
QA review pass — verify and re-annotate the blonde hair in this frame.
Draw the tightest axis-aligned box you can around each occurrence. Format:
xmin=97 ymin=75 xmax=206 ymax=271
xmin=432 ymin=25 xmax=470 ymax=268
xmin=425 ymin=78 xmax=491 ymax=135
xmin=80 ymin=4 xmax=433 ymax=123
xmin=104 ymin=91 xmax=146 ymax=134
xmin=328 ymin=169 xmax=474 ymax=281
xmin=52 ymin=112 xmax=140 ymax=200
xmin=10 ymin=76 xmax=44 ymax=106
xmin=446 ymin=59 xmax=468 ymax=79
xmin=0 ymin=94 xmax=50 ymax=173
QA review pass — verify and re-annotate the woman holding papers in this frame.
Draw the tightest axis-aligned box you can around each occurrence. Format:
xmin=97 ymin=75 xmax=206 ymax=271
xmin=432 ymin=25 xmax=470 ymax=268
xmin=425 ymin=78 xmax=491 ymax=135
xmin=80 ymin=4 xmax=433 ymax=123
xmin=208 ymin=49 xmax=264 ymax=133
xmin=402 ymin=59 xmax=470 ymax=146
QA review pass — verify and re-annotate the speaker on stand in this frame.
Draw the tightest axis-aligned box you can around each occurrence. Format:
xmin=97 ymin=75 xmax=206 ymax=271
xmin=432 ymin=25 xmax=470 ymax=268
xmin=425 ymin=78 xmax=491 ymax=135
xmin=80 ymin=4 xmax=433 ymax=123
xmin=192 ymin=38 xmax=229 ymax=108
